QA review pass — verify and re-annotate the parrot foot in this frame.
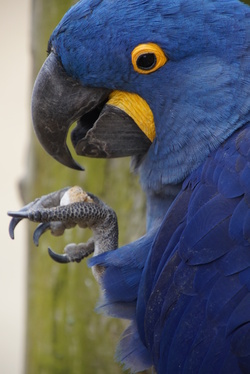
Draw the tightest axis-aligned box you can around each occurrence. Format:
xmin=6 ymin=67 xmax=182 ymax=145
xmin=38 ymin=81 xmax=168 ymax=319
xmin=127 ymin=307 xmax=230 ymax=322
xmin=8 ymin=186 xmax=70 ymax=240
xmin=8 ymin=186 xmax=118 ymax=276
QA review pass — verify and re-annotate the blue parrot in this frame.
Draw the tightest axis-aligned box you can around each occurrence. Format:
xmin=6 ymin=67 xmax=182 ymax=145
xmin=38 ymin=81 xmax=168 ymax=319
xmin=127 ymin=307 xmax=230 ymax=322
xmin=8 ymin=0 xmax=250 ymax=372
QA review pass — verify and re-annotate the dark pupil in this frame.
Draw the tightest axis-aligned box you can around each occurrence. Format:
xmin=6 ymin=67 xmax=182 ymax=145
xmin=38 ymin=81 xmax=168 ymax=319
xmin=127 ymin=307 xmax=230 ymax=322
xmin=136 ymin=53 xmax=157 ymax=70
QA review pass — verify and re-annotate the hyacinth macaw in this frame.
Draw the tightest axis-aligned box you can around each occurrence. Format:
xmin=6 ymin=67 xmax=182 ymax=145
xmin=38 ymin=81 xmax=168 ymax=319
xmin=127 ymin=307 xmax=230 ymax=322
xmin=8 ymin=0 xmax=250 ymax=373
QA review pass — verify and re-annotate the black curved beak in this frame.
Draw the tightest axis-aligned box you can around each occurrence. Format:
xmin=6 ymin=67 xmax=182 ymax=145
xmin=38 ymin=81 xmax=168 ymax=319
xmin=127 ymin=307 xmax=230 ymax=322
xmin=32 ymin=53 xmax=110 ymax=170
xmin=32 ymin=53 xmax=152 ymax=170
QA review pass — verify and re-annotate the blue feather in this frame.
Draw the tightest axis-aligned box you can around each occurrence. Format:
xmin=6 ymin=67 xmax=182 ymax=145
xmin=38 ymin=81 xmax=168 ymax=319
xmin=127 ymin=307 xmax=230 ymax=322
xmin=227 ymin=294 xmax=250 ymax=335
xmin=206 ymin=275 xmax=246 ymax=322
xmin=216 ymin=245 xmax=250 ymax=276
xmin=229 ymin=198 xmax=249 ymax=245
xmin=115 ymin=321 xmax=153 ymax=372
xmin=239 ymin=268 xmax=250 ymax=291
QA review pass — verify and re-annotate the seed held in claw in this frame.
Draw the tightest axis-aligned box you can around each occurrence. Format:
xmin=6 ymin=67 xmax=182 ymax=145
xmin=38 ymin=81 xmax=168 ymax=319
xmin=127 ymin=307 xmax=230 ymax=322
xmin=60 ymin=186 xmax=93 ymax=206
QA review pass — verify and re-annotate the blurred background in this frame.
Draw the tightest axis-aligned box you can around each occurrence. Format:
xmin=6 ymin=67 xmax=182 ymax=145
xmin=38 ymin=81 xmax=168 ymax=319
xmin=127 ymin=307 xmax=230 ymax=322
xmin=0 ymin=0 xmax=30 ymax=373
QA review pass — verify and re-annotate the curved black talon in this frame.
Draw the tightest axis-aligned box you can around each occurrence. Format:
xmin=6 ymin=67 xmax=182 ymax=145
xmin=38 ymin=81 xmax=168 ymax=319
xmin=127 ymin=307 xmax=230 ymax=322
xmin=33 ymin=223 xmax=51 ymax=246
xmin=48 ymin=247 xmax=71 ymax=264
xmin=8 ymin=209 xmax=31 ymax=239
xmin=7 ymin=211 xmax=29 ymax=219
xmin=9 ymin=217 xmax=23 ymax=239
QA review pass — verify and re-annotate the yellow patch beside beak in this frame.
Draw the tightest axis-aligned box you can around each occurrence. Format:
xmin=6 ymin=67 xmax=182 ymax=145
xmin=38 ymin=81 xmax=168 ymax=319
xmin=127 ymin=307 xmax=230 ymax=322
xmin=107 ymin=90 xmax=156 ymax=142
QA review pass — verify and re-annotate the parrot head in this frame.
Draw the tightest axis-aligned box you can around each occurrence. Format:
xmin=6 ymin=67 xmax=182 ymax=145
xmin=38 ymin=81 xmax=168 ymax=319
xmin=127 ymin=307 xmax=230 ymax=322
xmin=32 ymin=0 xmax=250 ymax=194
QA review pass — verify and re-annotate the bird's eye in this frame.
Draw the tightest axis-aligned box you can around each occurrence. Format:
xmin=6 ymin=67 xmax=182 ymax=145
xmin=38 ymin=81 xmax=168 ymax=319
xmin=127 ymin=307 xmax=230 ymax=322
xmin=136 ymin=53 xmax=157 ymax=70
xmin=131 ymin=43 xmax=167 ymax=74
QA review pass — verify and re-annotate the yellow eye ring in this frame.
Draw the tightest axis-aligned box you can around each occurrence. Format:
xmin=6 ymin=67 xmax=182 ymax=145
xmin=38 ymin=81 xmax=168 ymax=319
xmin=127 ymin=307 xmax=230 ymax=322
xmin=131 ymin=43 xmax=167 ymax=74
